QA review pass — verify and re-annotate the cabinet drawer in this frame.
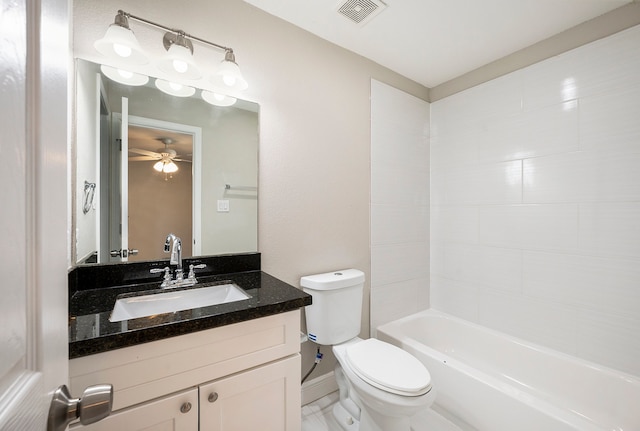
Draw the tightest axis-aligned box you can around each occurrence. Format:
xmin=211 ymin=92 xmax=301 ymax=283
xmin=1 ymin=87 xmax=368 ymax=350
xmin=70 ymin=310 xmax=300 ymax=410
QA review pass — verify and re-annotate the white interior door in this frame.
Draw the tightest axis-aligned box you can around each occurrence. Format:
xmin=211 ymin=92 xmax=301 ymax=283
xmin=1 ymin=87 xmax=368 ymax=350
xmin=0 ymin=0 xmax=69 ymax=429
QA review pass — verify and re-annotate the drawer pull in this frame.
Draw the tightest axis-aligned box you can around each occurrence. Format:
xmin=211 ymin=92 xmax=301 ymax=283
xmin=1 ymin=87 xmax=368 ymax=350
xmin=208 ymin=392 xmax=219 ymax=403
xmin=180 ymin=402 xmax=192 ymax=414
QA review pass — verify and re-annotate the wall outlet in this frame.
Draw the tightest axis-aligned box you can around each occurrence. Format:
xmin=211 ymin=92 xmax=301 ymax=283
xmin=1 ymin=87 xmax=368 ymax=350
xmin=217 ymin=200 xmax=230 ymax=212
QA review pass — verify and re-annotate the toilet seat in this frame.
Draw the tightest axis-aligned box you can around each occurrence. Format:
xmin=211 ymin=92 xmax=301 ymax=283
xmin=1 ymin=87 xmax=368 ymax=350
xmin=345 ymin=338 xmax=431 ymax=396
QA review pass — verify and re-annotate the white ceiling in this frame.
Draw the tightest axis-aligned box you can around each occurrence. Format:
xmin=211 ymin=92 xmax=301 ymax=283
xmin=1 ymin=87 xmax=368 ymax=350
xmin=243 ymin=0 xmax=631 ymax=88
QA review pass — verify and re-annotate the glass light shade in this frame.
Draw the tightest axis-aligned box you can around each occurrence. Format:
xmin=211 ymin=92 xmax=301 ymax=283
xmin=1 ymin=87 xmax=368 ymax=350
xmin=94 ymin=24 xmax=148 ymax=65
xmin=158 ymin=44 xmax=201 ymax=80
xmin=100 ymin=65 xmax=149 ymax=86
xmin=211 ymin=59 xmax=248 ymax=91
xmin=154 ymin=79 xmax=196 ymax=98
xmin=201 ymin=90 xmax=237 ymax=107
xmin=153 ymin=160 xmax=179 ymax=173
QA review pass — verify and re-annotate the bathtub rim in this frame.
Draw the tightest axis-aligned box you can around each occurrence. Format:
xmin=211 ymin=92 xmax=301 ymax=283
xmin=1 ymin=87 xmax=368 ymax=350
xmin=377 ymin=308 xmax=640 ymax=385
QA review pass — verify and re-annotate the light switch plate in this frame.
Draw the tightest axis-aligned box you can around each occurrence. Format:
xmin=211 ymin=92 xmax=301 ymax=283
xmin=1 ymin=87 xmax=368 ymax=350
xmin=217 ymin=200 xmax=229 ymax=212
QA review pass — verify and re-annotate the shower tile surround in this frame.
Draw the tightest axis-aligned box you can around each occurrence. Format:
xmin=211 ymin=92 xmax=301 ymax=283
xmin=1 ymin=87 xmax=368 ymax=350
xmin=429 ymin=25 xmax=640 ymax=376
xmin=370 ymin=80 xmax=431 ymax=333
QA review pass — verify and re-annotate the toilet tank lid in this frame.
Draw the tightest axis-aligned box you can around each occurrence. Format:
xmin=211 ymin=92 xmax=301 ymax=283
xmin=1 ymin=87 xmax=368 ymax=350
xmin=300 ymin=269 xmax=365 ymax=290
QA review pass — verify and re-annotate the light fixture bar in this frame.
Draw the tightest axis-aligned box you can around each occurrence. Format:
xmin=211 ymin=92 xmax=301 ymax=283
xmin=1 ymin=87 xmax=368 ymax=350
xmin=117 ymin=10 xmax=232 ymax=53
xmin=100 ymin=10 xmax=248 ymax=90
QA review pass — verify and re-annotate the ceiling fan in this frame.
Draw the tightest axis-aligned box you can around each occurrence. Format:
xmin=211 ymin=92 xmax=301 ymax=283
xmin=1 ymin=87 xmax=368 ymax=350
xmin=129 ymin=138 xmax=191 ymax=173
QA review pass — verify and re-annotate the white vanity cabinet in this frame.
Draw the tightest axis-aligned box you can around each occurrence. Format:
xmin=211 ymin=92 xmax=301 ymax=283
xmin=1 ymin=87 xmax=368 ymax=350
xmin=69 ymin=310 xmax=302 ymax=430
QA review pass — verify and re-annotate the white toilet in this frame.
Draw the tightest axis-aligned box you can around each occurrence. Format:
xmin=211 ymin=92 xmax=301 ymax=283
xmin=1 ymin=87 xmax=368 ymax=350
xmin=301 ymin=269 xmax=435 ymax=431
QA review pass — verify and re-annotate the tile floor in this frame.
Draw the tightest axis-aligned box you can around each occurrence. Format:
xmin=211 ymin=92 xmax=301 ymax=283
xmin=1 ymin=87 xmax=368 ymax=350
xmin=301 ymin=391 xmax=342 ymax=431
xmin=302 ymin=392 xmax=469 ymax=431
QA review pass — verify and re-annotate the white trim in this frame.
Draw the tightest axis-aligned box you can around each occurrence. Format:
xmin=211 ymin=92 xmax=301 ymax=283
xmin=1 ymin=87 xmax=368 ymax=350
xmin=301 ymin=371 xmax=338 ymax=406
xmin=120 ymin=98 xmax=129 ymax=261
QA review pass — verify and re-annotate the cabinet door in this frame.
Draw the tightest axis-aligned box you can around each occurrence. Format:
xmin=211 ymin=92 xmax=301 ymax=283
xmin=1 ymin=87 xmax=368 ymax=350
xmin=70 ymin=388 xmax=198 ymax=431
xmin=200 ymin=355 xmax=301 ymax=431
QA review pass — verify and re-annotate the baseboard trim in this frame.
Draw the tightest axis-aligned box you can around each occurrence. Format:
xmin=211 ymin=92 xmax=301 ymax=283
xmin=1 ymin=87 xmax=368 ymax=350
xmin=301 ymin=371 xmax=338 ymax=406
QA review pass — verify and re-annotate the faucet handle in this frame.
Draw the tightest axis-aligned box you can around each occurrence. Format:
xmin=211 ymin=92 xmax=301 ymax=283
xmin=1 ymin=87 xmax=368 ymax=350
xmin=187 ymin=264 xmax=206 ymax=282
xmin=150 ymin=266 xmax=170 ymax=275
xmin=151 ymin=267 xmax=172 ymax=287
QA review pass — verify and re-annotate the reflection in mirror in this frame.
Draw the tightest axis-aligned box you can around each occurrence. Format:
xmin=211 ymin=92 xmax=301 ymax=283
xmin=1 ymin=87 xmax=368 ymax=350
xmin=123 ymin=117 xmax=198 ymax=262
xmin=74 ymin=59 xmax=259 ymax=265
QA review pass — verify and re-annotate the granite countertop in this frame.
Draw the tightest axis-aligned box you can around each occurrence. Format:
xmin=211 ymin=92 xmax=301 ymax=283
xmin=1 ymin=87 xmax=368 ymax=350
xmin=68 ymin=254 xmax=311 ymax=359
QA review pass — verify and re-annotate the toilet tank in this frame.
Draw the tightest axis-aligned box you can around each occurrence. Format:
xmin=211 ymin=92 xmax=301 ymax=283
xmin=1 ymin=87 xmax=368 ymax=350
xmin=301 ymin=269 xmax=365 ymax=345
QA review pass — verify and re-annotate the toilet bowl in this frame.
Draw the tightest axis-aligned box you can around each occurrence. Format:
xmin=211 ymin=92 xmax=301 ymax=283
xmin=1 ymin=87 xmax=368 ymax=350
xmin=332 ymin=338 xmax=435 ymax=431
xmin=301 ymin=269 xmax=435 ymax=431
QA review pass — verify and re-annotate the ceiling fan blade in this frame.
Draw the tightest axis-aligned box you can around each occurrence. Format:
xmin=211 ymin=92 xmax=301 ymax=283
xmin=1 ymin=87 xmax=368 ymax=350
xmin=129 ymin=148 xmax=161 ymax=158
xmin=173 ymin=158 xmax=192 ymax=163
xmin=129 ymin=156 xmax=157 ymax=161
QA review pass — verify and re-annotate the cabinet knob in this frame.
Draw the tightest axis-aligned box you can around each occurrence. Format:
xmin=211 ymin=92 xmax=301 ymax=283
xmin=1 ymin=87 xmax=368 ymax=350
xmin=180 ymin=402 xmax=192 ymax=414
xmin=208 ymin=392 xmax=219 ymax=403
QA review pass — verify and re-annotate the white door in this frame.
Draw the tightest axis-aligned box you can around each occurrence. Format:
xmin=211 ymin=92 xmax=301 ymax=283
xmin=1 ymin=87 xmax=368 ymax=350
xmin=0 ymin=0 xmax=70 ymax=429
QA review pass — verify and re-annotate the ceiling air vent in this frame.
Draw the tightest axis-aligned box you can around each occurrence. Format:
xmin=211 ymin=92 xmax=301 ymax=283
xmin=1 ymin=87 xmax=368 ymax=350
xmin=337 ymin=0 xmax=387 ymax=26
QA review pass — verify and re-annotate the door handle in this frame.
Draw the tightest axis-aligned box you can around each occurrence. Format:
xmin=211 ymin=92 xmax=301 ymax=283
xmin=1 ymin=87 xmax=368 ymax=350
xmin=47 ymin=384 xmax=113 ymax=431
xmin=110 ymin=248 xmax=139 ymax=258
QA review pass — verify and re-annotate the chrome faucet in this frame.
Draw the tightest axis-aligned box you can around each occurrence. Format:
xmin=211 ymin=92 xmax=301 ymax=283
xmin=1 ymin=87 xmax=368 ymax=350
xmin=152 ymin=234 xmax=206 ymax=288
xmin=164 ymin=233 xmax=183 ymax=280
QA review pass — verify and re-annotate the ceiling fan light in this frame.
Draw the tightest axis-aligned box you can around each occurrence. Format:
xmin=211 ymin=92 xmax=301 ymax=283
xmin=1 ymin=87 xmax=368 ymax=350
xmin=153 ymin=160 xmax=179 ymax=173
xmin=164 ymin=161 xmax=179 ymax=173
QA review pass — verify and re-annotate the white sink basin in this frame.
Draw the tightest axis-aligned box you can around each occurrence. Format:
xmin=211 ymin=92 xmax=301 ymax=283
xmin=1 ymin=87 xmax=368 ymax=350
xmin=109 ymin=283 xmax=251 ymax=322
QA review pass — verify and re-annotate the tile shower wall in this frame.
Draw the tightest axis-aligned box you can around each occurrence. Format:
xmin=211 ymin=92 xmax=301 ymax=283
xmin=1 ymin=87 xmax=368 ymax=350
xmin=370 ymin=80 xmax=430 ymax=334
xmin=430 ymin=25 xmax=640 ymax=377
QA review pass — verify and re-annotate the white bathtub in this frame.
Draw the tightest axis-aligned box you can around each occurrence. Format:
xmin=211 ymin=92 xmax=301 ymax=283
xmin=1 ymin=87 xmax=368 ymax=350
xmin=377 ymin=309 xmax=640 ymax=431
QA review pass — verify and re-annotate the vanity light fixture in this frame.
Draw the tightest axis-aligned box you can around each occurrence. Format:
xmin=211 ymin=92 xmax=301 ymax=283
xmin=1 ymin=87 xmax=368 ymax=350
xmin=211 ymin=50 xmax=248 ymax=91
xmin=96 ymin=10 xmax=248 ymax=90
xmin=100 ymin=65 xmax=149 ymax=86
xmin=155 ymin=78 xmax=196 ymax=97
xmin=201 ymin=90 xmax=237 ymax=107
xmin=94 ymin=11 xmax=148 ymax=65
xmin=157 ymin=32 xmax=201 ymax=80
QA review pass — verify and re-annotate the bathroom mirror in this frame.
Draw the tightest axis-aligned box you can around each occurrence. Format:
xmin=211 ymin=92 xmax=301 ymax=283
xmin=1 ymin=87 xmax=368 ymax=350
xmin=73 ymin=59 xmax=258 ymax=265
